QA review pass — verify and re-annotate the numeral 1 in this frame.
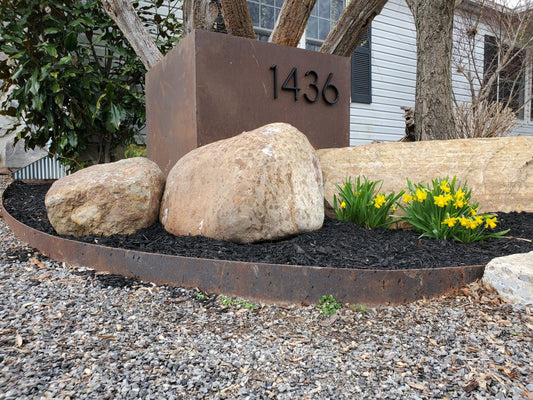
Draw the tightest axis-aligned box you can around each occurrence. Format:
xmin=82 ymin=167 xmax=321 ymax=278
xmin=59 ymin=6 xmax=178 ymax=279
xmin=270 ymin=64 xmax=278 ymax=99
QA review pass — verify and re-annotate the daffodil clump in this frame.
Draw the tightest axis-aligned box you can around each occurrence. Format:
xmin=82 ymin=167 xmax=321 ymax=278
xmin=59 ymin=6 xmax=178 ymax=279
xmin=333 ymin=177 xmax=403 ymax=229
xmin=398 ymin=176 xmax=509 ymax=242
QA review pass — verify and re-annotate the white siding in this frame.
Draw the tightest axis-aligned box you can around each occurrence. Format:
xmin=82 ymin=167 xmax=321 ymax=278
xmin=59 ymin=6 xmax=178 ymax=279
xmin=349 ymin=0 xmax=416 ymax=146
xmin=451 ymin=12 xmax=484 ymax=106
xmin=349 ymin=0 xmax=532 ymax=145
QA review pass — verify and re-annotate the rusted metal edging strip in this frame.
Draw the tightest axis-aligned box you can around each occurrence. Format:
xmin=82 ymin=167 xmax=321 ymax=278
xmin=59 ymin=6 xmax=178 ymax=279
xmin=2 ymin=203 xmax=485 ymax=305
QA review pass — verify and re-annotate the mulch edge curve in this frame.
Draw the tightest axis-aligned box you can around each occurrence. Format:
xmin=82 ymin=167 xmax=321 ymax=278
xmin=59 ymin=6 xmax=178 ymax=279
xmin=1 ymin=201 xmax=485 ymax=305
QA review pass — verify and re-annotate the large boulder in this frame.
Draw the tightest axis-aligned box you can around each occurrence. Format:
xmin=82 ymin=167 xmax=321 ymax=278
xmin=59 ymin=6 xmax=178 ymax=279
xmin=319 ymin=136 xmax=533 ymax=215
xmin=45 ymin=157 xmax=165 ymax=236
xmin=483 ymin=251 xmax=533 ymax=306
xmin=160 ymin=122 xmax=324 ymax=243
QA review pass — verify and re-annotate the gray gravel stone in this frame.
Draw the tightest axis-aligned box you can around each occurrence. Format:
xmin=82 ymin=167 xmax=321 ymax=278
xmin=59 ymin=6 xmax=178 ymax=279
xmin=1 ymin=174 xmax=532 ymax=399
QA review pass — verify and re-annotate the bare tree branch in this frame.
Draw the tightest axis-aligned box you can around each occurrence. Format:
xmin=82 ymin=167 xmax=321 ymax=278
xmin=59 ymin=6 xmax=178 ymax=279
xmin=183 ymin=0 xmax=219 ymax=35
xmin=100 ymin=0 xmax=163 ymax=70
xmin=320 ymin=0 xmax=388 ymax=57
xmin=269 ymin=0 xmax=317 ymax=47
xmin=219 ymin=0 xmax=256 ymax=39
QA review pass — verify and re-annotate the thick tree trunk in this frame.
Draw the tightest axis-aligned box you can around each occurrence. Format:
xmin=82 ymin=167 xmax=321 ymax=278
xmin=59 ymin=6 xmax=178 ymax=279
xmin=269 ymin=0 xmax=317 ymax=47
xmin=100 ymin=0 xmax=163 ymax=70
xmin=183 ymin=0 xmax=219 ymax=35
xmin=406 ymin=0 xmax=456 ymax=140
xmin=320 ymin=0 xmax=388 ymax=57
xmin=219 ymin=0 xmax=255 ymax=39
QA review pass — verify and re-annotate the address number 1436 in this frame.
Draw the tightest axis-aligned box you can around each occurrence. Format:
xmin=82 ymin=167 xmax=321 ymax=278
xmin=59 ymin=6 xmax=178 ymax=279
xmin=270 ymin=65 xmax=339 ymax=105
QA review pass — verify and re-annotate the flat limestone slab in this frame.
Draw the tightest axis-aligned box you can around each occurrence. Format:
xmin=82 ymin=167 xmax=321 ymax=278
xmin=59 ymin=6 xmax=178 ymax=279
xmin=319 ymin=136 xmax=533 ymax=213
xmin=483 ymin=251 xmax=533 ymax=306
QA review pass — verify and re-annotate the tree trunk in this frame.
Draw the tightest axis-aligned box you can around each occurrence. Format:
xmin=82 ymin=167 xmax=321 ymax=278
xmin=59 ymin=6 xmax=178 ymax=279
xmin=100 ymin=0 xmax=163 ymax=70
xmin=320 ymin=0 xmax=388 ymax=57
xmin=219 ymin=0 xmax=255 ymax=39
xmin=269 ymin=0 xmax=317 ymax=47
xmin=183 ymin=0 xmax=219 ymax=35
xmin=406 ymin=0 xmax=456 ymax=140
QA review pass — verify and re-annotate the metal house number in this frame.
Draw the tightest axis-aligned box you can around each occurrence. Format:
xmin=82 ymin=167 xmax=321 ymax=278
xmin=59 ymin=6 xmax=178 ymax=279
xmin=270 ymin=65 xmax=339 ymax=105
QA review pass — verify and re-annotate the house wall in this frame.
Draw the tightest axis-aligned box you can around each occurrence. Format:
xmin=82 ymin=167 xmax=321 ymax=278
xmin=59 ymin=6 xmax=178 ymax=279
xmin=349 ymin=0 xmax=532 ymax=146
xmin=349 ymin=0 xmax=416 ymax=145
xmin=452 ymin=6 xmax=533 ymax=137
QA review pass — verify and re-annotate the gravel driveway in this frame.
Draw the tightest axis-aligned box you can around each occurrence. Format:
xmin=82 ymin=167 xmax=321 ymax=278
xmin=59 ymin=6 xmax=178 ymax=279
xmin=1 ymin=175 xmax=532 ymax=399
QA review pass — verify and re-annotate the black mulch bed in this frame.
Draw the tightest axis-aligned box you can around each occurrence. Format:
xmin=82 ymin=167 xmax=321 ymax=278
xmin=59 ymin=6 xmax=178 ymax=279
xmin=2 ymin=181 xmax=533 ymax=270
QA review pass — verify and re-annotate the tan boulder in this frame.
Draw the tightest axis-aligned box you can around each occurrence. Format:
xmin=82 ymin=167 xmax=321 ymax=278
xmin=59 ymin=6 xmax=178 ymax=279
xmin=160 ymin=122 xmax=324 ymax=243
xmin=45 ymin=157 xmax=165 ymax=236
xmin=319 ymin=136 xmax=533 ymax=214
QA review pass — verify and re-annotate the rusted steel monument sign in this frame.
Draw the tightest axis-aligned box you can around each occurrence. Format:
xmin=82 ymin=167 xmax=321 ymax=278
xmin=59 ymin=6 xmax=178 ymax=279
xmin=146 ymin=29 xmax=350 ymax=176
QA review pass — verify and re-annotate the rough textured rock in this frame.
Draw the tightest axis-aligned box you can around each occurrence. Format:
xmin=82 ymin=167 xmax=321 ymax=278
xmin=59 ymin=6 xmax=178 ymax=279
xmin=160 ymin=122 xmax=324 ymax=243
xmin=319 ymin=136 xmax=533 ymax=214
xmin=45 ymin=157 xmax=165 ymax=236
xmin=483 ymin=251 xmax=533 ymax=305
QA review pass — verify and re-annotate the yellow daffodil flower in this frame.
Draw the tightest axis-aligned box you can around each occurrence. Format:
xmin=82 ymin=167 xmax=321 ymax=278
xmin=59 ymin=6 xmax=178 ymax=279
xmin=434 ymin=195 xmax=448 ymax=207
xmin=453 ymin=199 xmax=464 ymax=208
xmin=455 ymin=188 xmax=465 ymax=201
xmin=415 ymin=189 xmax=427 ymax=202
xmin=340 ymin=201 xmax=346 ymax=209
xmin=403 ymin=193 xmax=413 ymax=203
xmin=485 ymin=216 xmax=498 ymax=229
xmin=440 ymin=180 xmax=451 ymax=193
xmin=470 ymin=209 xmax=477 ymax=216
xmin=469 ymin=220 xmax=480 ymax=229
xmin=443 ymin=217 xmax=456 ymax=227
xmin=374 ymin=194 xmax=386 ymax=209
xmin=459 ymin=217 xmax=470 ymax=227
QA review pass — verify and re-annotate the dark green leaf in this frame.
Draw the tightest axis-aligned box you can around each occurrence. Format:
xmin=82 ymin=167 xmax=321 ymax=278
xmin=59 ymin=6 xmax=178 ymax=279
xmin=44 ymin=27 xmax=61 ymax=35
xmin=50 ymin=81 xmax=60 ymax=93
xmin=29 ymin=69 xmax=40 ymax=95
xmin=106 ymin=103 xmax=126 ymax=132
xmin=58 ymin=56 xmax=73 ymax=65
xmin=68 ymin=132 xmax=78 ymax=147
xmin=54 ymin=92 xmax=64 ymax=107
xmin=64 ymin=31 xmax=78 ymax=51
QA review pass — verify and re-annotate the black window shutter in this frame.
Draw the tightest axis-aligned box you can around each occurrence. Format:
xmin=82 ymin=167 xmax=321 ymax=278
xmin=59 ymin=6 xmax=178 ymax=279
xmin=351 ymin=28 xmax=371 ymax=104
xmin=483 ymin=35 xmax=498 ymax=103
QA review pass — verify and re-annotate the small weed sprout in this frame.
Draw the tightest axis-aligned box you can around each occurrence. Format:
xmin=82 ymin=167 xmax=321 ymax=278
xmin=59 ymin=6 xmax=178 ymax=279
xmin=124 ymin=144 xmax=147 ymax=158
xmin=219 ymin=296 xmax=257 ymax=310
xmin=195 ymin=291 xmax=206 ymax=300
xmin=349 ymin=304 xmax=369 ymax=314
xmin=318 ymin=295 xmax=342 ymax=316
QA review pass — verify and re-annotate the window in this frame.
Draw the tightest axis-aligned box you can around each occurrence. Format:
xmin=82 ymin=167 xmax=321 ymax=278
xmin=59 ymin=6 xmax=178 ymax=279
xmin=484 ymin=35 xmax=526 ymax=119
xmin=246 ymin=0 xmax=371 ymax=104
xmin=305 ymin=0 xmax=345 ymax=51
xmin=247 ymin=0 xmax=284 ymax=40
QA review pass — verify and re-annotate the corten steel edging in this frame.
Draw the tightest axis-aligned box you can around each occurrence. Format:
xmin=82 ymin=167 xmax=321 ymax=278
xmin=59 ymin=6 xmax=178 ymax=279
xmin=2 ymin=203 xmax=485 ymax=305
